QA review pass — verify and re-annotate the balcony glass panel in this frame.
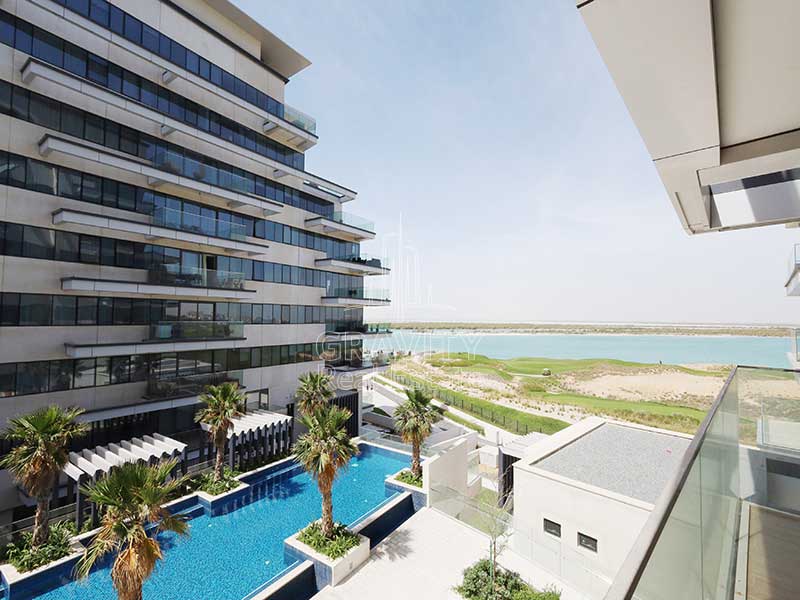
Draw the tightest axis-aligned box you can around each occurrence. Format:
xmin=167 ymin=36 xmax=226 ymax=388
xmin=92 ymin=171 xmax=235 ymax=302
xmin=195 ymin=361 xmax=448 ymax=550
xmin=283 ymin=104 xmax=317 ymax=135
xmin=331 ymin=211 xmax=374 ymax=233
xmin=148 ymin=265 xmax=245 ymax=290
xmin=323 ymin=288 xmax=390 ymax=301
xmin=148 ymin=321 xmax=244 ymax=341
xmin=152 ymin=207 xmax=247 ymax=241
xmin=143 ymin=370 xmax=243 ymax=400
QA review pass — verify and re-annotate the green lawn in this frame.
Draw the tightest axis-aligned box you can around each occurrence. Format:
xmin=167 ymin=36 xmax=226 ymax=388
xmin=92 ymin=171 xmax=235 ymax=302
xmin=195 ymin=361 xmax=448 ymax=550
xmin=442 ymin=409 xmax=486 ymax=435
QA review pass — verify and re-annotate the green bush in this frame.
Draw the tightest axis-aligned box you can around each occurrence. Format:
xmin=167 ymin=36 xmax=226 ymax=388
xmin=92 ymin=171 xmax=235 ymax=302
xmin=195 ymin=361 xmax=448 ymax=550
xmin=297 ymin=522 xmax=360 ymax=559
xmin=541 ymin=368 xmax=551 ymax=377
xmin=6 ymin=521 xmax=76 ymax=572
xmin=456 ymin=559 xmax=560 ymax=600
xmin=394 ymin=469 xmax=423 ymax=488
xmin=194 ymin=467 xmax=241 ymax=496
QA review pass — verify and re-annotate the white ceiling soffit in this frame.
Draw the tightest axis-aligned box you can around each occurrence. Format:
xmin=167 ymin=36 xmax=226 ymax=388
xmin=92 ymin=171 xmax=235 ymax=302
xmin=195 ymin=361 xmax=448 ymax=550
xmin=578 ymin=0 xmax=800 ymax=235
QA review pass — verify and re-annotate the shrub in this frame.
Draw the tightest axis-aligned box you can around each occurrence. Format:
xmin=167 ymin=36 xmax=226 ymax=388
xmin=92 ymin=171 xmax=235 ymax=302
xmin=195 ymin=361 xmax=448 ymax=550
xmin=297 ymin=522 xmax=360 ymax=559
xmin=194 ymin=467 xmax=241 ymax=496
xmin=394 ymin=469 xmax=423 ymax=488
xmin=541 ymin=368 xmax=551 ymax=376
xmin=456 ymin=559 xmax=560 ymax=600
xmin=6 ymin=521 xmax=76 ymax=572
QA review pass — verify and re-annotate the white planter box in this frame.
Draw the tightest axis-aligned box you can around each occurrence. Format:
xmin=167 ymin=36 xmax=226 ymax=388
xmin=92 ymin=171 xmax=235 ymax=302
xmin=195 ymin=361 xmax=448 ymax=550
xmin=285 ymin=529 xmax=370 ymax=587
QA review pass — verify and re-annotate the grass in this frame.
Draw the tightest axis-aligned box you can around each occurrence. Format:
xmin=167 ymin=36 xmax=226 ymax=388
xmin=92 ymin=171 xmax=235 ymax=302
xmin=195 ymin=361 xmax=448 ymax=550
xmin=297 ymin=522 xmax=360 ymax=560
xmin=389 ymin=370 xmax=569 ymax=435
xmin=442 ymin=409 xmax=486 ymax=435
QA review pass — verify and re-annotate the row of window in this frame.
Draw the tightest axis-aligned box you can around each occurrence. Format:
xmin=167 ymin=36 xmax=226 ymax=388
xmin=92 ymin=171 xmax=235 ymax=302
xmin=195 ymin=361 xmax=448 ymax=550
xmin=0 ymin=221 xmax=365 ymax=293
xmin=0 ymin=78 xmax=333 ymax=218
xmin=0 ymin=10 xmax=306 ymax=171
xmin=0 ymin=293 xmax=360 ymax=328
xmin=543 ymin=519 xmax=598 ymax=553
xmin=50 ymin=0 xmax=315 ymax=134
xmin=0 ymin=150 xmax=358 ymax=258
xmin=0 ymin=340 xmax=356 ymax=398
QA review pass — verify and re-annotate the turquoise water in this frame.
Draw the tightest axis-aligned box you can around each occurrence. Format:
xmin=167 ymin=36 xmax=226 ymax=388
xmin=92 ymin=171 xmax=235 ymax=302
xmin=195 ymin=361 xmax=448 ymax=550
xmin=364 ymin=331 xmax=791 ymax=368
xmin=27 ymin=444 xmax=408 ymax=600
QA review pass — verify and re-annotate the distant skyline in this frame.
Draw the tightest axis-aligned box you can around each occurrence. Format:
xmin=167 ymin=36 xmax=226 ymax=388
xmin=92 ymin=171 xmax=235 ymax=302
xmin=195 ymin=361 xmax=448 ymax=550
xmin=236 ymin=0 xmax=800 ymax=325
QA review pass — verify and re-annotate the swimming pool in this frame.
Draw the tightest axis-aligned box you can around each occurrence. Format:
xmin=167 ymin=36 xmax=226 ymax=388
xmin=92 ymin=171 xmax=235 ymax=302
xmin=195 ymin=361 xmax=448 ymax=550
xmin=21 ymin=443 xmax=409 ymax=600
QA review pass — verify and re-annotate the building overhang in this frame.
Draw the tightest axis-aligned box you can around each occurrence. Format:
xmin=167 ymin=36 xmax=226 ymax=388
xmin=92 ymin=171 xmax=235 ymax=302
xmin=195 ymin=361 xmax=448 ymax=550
xmin=61 ymin=277 xmax=257 ymax=300
xmin=38 ymin=134 xmax=284 ymax=217
xmin=320 ymin=296 xmax=390 ymax=307
xmin=65 ymin=338 xmax=246 ymax=359
xmin=52 ymin=209 xmax=268 ymax=257
xmin=305 ymin=217 xmax=375 ymax=242
xmin=314 ymin=258 xmax=389 ymax=276
xmin=578 ymin=0 xmax=800 ymax=234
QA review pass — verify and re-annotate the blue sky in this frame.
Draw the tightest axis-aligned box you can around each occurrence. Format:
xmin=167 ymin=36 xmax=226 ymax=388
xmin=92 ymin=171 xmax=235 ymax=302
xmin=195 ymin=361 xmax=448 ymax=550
xmin=235 ymin=0 xmax=800 ymax=325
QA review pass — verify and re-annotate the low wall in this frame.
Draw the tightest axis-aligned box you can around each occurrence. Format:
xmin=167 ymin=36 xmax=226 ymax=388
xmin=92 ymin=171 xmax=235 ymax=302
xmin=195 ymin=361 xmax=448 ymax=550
xmin=424 ymin=434 xmax=476 ymax=506
xmin=354 ymin=492 xmax=416 ymax=548
xmin=244 ymin=561 xmax=317 ymax=600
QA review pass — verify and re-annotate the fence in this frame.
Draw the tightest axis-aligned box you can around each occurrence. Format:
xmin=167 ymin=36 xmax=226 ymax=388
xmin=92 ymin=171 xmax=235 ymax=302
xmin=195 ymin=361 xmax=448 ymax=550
xmin=386 ymin=372 xmax=547 ymax=435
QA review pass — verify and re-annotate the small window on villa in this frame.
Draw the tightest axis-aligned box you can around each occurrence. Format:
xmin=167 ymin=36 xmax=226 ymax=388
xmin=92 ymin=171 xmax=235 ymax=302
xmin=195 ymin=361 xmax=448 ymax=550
xmin=578 ymin=533 xmax=598 ymax=553
xmin=543 ymin=519 xmax=561 ymax=538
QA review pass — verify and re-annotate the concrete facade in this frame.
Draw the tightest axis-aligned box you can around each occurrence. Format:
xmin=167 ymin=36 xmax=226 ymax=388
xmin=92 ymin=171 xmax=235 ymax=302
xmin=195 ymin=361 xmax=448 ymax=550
xmin=0 ymin=0 xmax=386 ymax=517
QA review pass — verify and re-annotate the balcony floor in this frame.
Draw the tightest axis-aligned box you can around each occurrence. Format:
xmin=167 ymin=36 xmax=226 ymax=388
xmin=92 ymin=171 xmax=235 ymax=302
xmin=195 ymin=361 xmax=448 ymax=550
xmin=746 ymin=504 xmax=800 ymax=600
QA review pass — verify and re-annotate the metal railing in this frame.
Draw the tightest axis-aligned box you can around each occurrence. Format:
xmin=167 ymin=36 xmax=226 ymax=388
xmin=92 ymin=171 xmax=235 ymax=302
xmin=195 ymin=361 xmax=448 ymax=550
xmin=148 ymin=321 xmax=245 ymax=341
xmin=148 ymin=266 xmax=245 ymax=290
xmin=387 ymin=372 xmax=549 ymax=434
xmin=152 ymin=206 xmax=248 ymax=241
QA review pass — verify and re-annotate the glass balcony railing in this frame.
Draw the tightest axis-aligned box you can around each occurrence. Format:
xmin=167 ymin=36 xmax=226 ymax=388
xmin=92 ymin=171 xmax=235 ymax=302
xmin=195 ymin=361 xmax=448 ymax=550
xmin=148 ymin=321 xmax=245 ymax=341
xmin=283 ymin=105 xmax=317 ymax=136
xmin=325 ymin=322 xmax=392 ymax=335
xmin=331 ymin=211 xmax=375 ymax=233
xmin=143 ymin=370 xmax=244 ymax=401
xmin=152 ymin=207 xmax=247 ymax=242
xmin=148 ymin=266 xmax=245 ymax=290
xmin=366 ymin=323 xmax=392 ymax=334
xmin=323 ymin=288 xmax=390 ymax=301
xmin=607 ymin=365 xmax=800 ymax=600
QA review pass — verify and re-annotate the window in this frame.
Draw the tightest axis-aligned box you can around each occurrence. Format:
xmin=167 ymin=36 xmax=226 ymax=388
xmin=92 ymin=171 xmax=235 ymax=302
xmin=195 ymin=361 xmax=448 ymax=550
xmin=543 ymin=519 xmax=561 ymax=538
xmin=25 ymin=159 xmax=55 ymax=195
xmin=52 ymin=296 xmax=76 ymax=326
xmin=28 ymin=94 xmax=60 ymax=131
xmin=63 ymin=44 xmax=87 ymax=78
xmin=74 ymin=358 xmax=96 ymax=388
xmin=55 ymin=231 xmax=79 ymax=262
xmin=0 ymin=293 xmax=19 ymax=326
xmin=0 ymin=363 xmax=15 ymax=397
xmin=577 ymin=533 xmax=597 ymax=553
xmin=77 ymin=297 xmax=97 ymax=325
xmin=16 ymin=361 xmax=48 ymax=395
xmin=49 ymin=360 xmax=74 ymax=392
xmin=32 ymin=29 xmax=62 ymax=67
xmin=23 ymin=227 xmax=54 ymax=260
xmin=19 ymin=294 xmax=51 ymax=326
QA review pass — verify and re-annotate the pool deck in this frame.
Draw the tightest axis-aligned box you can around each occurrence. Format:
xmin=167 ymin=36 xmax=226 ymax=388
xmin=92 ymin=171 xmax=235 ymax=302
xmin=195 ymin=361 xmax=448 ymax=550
xmin=312 ymin=507 xmax=583 ymax=600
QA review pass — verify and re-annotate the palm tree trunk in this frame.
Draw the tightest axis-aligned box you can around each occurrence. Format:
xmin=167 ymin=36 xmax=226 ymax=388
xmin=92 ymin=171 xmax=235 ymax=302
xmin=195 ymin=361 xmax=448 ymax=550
xmin=117 ymin=581 xmax=143 ymax=600
xmin=320 ymin=479 xmax=334 ymax=538
xmin=31 ymin=497 xmax=51 ymax=547
xmin=214 ymin=438 xmax=225 ymax=482
xmin=411 ymin=440 xmax=422 ymax=479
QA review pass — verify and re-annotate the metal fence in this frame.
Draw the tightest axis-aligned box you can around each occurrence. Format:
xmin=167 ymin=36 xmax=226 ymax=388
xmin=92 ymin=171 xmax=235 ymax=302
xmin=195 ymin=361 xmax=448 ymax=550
xmin=386 ymin=372 xmax=546 ymax=434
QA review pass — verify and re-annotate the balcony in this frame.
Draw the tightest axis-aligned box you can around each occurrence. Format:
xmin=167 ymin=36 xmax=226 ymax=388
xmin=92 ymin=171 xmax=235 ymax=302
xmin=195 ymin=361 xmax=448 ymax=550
xmin=148 ymin=321 xmax=245 ymax=342
xmin=148 ymin=266 xmax=245 ymax=291
xmin=263 ymin=104 xmax=318 ymax=152
xmin=61 ymin=276 xmax=255 ymax=300
xmin=305 ymin=211 xmax=376 ymax=242
xmin=52 ymin=209 xmax=267 ymax=257
xmin=606 ymin=366 xmax=800 ymax=600
xmin=143 ymin=371 xmax=244 ymax=401
xmin=326 ymin=323 xmax=393 ymax=338
xmin=315 ymin=254 xmax=390 ymax=276
xmin=321 ymin=288 xmax=391 ymax=307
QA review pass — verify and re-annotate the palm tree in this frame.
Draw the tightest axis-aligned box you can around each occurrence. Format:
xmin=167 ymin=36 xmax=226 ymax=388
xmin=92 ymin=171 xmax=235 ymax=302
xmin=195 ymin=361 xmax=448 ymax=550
xmin=394 ymin=388 xmax=439 ymax=479
xmin=195 ymin=382 xmax=245 ymax=481
xmin=294 ymin=405 xmax=358 ymax=538
xmin=76 ymin=460 xmax=188 ymax=600
xmin=295 ymin=371 xmax=334 ymax=415
xmin=0 ymin=406 xmax=87 ymax=547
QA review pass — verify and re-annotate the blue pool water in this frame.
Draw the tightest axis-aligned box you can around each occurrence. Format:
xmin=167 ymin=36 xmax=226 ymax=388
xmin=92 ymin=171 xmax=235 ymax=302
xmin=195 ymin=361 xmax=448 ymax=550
xmin=27 ymin=444 xmax=409 ymax=600
xmin=364 ymin=331 xmax=792 ymax=368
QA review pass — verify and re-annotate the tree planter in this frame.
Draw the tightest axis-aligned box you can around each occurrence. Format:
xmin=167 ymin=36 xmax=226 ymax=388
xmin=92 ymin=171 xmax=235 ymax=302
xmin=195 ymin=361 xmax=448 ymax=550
xmin=284 ymin=530 xmax=369 ymax=588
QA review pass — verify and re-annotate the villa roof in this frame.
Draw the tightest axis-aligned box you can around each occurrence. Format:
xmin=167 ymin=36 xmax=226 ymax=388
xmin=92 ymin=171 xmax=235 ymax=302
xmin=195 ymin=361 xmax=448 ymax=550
xmin=533 ymin=422 xmax=690 ymax=504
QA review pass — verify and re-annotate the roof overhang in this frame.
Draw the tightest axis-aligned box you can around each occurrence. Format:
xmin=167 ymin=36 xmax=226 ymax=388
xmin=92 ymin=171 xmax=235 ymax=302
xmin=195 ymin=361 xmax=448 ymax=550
xmin=578 ymin=0 xmax=800 ymax=234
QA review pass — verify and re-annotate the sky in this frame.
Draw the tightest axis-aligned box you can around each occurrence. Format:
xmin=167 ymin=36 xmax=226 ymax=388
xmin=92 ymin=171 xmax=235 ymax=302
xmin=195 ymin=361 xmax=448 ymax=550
xmin=234 ymin=0 xmax=800 ymax=326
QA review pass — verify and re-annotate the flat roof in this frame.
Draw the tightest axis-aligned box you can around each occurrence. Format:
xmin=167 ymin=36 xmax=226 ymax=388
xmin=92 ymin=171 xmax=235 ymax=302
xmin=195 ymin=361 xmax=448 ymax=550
xmin=534 ymin=423 xmax=690 ymax=504
xmin=501 ymin=431 xmax=549 ymax=459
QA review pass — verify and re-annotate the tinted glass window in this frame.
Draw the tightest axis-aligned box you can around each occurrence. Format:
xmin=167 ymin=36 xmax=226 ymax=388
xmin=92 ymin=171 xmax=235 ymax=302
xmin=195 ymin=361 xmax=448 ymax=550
xmin=32 ymin=29 xmax=62 ymax=67
xmin=16 ymin=361 xmax=48 ymax=395
xmin=19 ymin=294 xmax=51 ymax=325
xmin=52 ymin=295 xmax=76 ymax=326
xmin=23 ymin=227 xmax=54 ymax=259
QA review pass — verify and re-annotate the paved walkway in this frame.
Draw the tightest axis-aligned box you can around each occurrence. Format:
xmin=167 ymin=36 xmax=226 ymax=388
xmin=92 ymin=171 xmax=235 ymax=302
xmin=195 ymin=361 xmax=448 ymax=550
xmin=312 ymin=508 xmax=583 ymax=600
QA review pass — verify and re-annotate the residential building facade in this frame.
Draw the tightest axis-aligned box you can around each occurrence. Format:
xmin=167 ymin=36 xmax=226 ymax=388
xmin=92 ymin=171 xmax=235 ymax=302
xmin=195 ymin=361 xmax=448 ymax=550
xmin=0 ymin=0 xmax=388 ymax=518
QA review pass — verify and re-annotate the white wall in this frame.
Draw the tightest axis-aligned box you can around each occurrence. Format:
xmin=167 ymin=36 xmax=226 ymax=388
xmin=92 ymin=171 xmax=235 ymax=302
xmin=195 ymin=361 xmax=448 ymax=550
xmin=511 ymin=468 xmax=651 ymax=600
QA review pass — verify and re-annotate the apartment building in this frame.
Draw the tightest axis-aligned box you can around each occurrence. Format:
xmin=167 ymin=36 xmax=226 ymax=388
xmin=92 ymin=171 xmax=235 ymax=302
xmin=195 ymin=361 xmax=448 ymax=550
xmin=578 ymin=2 xmax=800 ymax=599
xmin=0 ymin=0 xmax=388 ymax=517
